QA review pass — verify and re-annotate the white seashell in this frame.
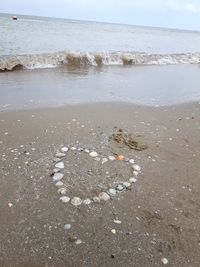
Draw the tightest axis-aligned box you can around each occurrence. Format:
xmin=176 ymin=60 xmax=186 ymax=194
xmin=89 ymin=151 xmax=98 ymax=157
xmin=71 ymin=147 xmax=76 ymax=151
xmin=58 ymin=188 xmax=67 ymax=195
xmin=64 ymin=224 xmax=71 ymax=230
xmin=56 ymin=152 xmax=66 ymax=158
xmin=75 ymin=239 xmax=82 ymax=245
xmin=102 ymin=158 xmax=108 ymax=164
xmin=83 ymin=198 xmax=91 ymax=205
xmin=133 ymin=170 xmax=139 ymax=176
xmin=161 ymin=258 xmax=169 ymax=265
xmin=129 ymin=159 xmax=135 ymax=164
xmin=55 ymin=162 xmax=64 ymax=169
xmin=60 ymin=196 xmax=70 ymax=203
xmin=53 ymin=173 xmax=64 ymax=182
xmin=98 ymin=192 xmax=110 ymax=201
xmin=116 ymin=184 xmax=124 ymax=191
xmin=114 ymin=219 xmax=122 ymax=224
xmin=129 ymin=177 xmax=137 ymax=183
xmin=133 ymin=164 xmax=141 ymax=172
xmin=84 ymin=149 xmax=90 ymax=153
xmin=108 ymin=156 xmax=115 ymax=161
xmin=93 ymin=196 xmax=100 ymax=203
xmin=123 ymin=181 xmax=131 ymax=188
xmin=108 ymin=188 xmax=117 ymax=196
xmin=71 ymin=197 xmax=82 ymax=206
xmin=55 ymin=181 xmax=64 ymax=187
xmin=61 ymin=147 xmax=68 ymax=152
xmin=111 ymin=229 xmax=116 ymax=234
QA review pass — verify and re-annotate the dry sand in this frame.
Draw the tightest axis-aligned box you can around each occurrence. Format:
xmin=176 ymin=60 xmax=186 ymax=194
xmin=0 ymin=102 xmax=200 ymax=266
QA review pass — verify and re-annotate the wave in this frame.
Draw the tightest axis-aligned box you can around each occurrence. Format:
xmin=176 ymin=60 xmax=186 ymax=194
xmin=0 ymin=51 xmax=200 ymax=71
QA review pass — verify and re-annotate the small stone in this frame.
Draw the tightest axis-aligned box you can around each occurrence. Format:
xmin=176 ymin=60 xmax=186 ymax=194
xmin=64 ymin=224 xmax=71 ymax=230
xmin=71 ymin=147 xmax=76 ymax=151
xmin=111 ymin=229 xmax=116 ymax=234
xmin=71 ymin=197 xmax=82 ymax=206
xmin=61 ymin=147 xmax=68 ymax=152
xmin=94 ymin=157 xmax=101 ymax=161
xmin=93 ymin=196 xmax=100 ymax=203
xmin=129 ymin=177 xmax=137 ymax=183
xmin=84 ymin=149 xmax=90 ymax=153
xmin=108 ymin=188 xmax=117 ymax=196
xmin=55 ymin=162 xmax=64 ymax=169
xmin=83 ymin=198 xmax=92 ymax=205
xmin=55 ymin=181 xmax=64 ymax=187
xmin=123 ymin=181 xmax=131 ymax=188
xmin=133 ymin=171 xmax=139 ymax=176
xmin=108 ymin=156 xmax=115 ymax=161
xmin=58 ymin=188 xmax=67 ymax=195
xmin=89 ymin=151 xmax=98 ymax=157
xmin=53 ymin=168 xmax=60 ymax=173
xmin=8 ymin=203 xmax=13 ymax=208
xmin=114 ymin=219 xmax=121 ymax=224
xmin=53 ymin=158 xmax=61 ymax=162
xmin=98 ymin=192 xmax=110 ymax=201
xmin=75 ymin=239 xmax=82 ymax=245
xmin=102 ymin=158 xmax=108 ymax=164
xmin=53 ymin=173 xmax=64 ymax=182
xmin=56 ymin=152 xmax=66 ymax=158
xmin=133 ymin=164 xmax=141 ymax=172
xmin=116 ymin=184 xmax=124 ymax=191
xmin=60 ymin=196 xmax=70 ymax=203
xmin=129 ymin=159 xmax=135 ymax=164
xmin=161 ymin=258 xmax=169 ymax=265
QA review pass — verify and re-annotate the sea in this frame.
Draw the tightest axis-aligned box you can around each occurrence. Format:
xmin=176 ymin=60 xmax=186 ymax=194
xmin=0 ymin=13 xmax=200 ymax=110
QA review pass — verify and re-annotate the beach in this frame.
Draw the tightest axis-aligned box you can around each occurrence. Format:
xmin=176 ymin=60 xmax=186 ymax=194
xmin=1 ymin=102 xmax=200 ymax=266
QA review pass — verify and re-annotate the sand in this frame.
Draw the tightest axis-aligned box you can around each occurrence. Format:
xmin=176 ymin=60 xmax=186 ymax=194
xmin=0 ymin=102 xmax=200 ymax=266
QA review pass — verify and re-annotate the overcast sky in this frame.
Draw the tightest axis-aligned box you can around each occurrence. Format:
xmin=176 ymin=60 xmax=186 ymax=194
xmin=1 ymin=0 xmax=200 ymax=30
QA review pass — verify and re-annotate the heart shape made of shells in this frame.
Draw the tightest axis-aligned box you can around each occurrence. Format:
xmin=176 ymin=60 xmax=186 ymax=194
xmin=51 ymin=145 xmax=141 ymax=207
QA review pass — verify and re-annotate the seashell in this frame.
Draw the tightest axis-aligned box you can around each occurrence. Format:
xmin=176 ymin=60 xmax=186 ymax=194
xmin=116 ymin=184 xmax=124 ymax=191
xmin=108 ymin=188 xmax=117 ymax=196
xmin=53 ymin=168 xmax=60 ymax=173
xmin=60 ymin=196 xmax=70 ymax=203
xmin=55 ymin=161 xmax=64 ymax=169
xmin=129 ymin=159 xmax=135 ymax=164
xmin=129 ymin=177 xmax=137 ymax=183
xmin=84 ymin=149 xmax=90 ymax=153
xmin=56 ymin=152 xmax=66 ymax=158
xmin=114 ymin=219 xmax=122 ymax=224
xmin=61 ymin=147 xmax=68 ymax=152
xmin=102 ymin=158 xmax=108 ymax=164
xmin=55 ymin=181 xmax=64 ymax=187
xmin=71 ymin=197 xmax=82 ymax=206
xmin=89 ymin=151 xmax=98 ymax=157
xmin=123 ymin=181 xmax=131 ymax=188
xmin=133 ymin=171 xmax=139 ymax=176
xmin=116 ymin=155 xmax=124 ymax=161
xmin=58 ymin=188 xmax=67 ymax=195
xmin=108 ymin=156 xmax=116 ymax=161
xmin=98 ymin=192 xmax=110 ymax=201
xmin=75 ymin=239 xmax=82 ymax=245
xmin=161 ymin=258 xmax=169 ymax=265
xmin=133 ymin=164 xmax=141 ymax=172
xmin=53 ymin=173 xmax=64 ymax=182
xmin=64 ymin=224 xmax=71 ymax=230
xmin=93 ymin=196 xmax=100 ymax=203
xmin=111 ymin=229 xmax=116 ymax=234
xmin=83 ymin=198 xmax=92 ymax=205
xmin=71 ymin=147 xmax=76 ymax=151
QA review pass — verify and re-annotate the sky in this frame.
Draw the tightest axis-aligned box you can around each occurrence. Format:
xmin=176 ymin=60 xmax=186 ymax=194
xmin=0 ymin=0 xmax=200 ymax=30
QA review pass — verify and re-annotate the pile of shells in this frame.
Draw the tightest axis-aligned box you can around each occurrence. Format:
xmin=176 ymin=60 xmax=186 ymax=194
xmin=51 ymin=145 xmax=142 ymax=208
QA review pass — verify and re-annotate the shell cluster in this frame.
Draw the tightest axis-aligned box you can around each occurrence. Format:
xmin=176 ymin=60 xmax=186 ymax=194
xmin=51 ymin=145 xmax=142 ymax=207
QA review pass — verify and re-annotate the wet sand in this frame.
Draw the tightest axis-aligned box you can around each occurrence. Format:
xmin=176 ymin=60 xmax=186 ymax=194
xmin=0 ymin=102 xmax=200 ymax=266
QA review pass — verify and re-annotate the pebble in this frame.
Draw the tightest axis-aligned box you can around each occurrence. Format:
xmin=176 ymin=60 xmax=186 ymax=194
xmin=108 ymin=188 xmax=117 ymax=196
xmin=83 ymin=198 xmax=92 ymax=205
xmin=123 ymin=181 xmax=131 ymax=188
xmin=71 ymin=147 xmax=76 ymax=151
xmin=58 ymin=188 xmax=67 ymax=195
xmin=8 ymin=203 xmax=13 ymax=208
xmin=60 ymin=196 xmax=70 ymax=203
xmin=133 ymin=171 xmax=139 ymax=176
xmin=129 ymin=177 xmax=137 ymax=183
xmin=75 ymin=239 xmax=82 ymax=245
xmin=114 ymin=219 xmax=122 ymax=224
xmin=108 ymin=156 xmax=115 ymax=161
xmin=56 ymin=152 xmax=66 ymax=158
xmin=161 ymin=258 xmax=169 ymax=265
xmin=71 ymin=197 xmax=82 ymax=206
xmin=116 ymin=184 xmax=124 ymax=191
xmin=102 ymin=158 xmax=108 ymax=164
xmin=129 ymin=159 xmax=135 ymax=164
xmin=84 ymin=149 xmax=90 ymax=153
xmin=89 ymin=151 xmax=98 ymax=157
xmin=61 ymin=147 xmax=68 ymax=152
xmin=53 ymin=173 xmax=64 ymax=182
xmin=64 ymin=224 xmax=71 ymax=230
xmin=55 ymin=162 xmax=64 ymax=169
xmin=53 ymin=168 xmax=60 ymax=173
xmin=111 ymin=229 xmax=116 ymax=234
xmin=133 ymin=164 xmax=141 ymax=172
xmin=94 ymin=157 xmax=101 ymax=162
xmin=93 ymin=196 xmax=100 ymax=203
xmin=98 ymin=192 xmax=110 ymax=201
xmin=55 ymin=181 xmax=64 ymax=187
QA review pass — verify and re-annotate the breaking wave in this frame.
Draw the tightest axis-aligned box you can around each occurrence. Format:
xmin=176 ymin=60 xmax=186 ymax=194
xmin=0 ymin=51 xmax=200 ymax=71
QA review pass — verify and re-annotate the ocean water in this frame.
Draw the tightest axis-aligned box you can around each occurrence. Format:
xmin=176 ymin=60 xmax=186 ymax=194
xmin=0 ymin=13 xmax=200 ymax=109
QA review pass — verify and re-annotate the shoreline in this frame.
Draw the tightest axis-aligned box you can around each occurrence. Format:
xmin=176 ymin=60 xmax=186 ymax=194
xmin=1 ymin=101 xmax=200 ymax=266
